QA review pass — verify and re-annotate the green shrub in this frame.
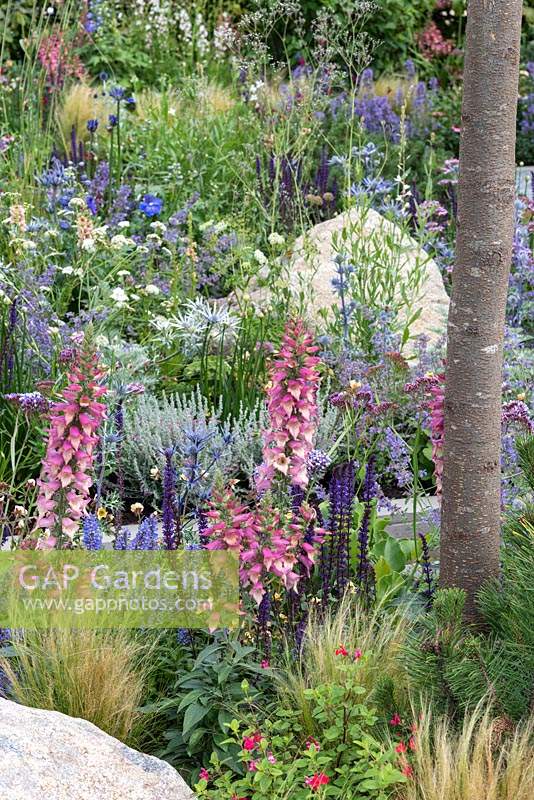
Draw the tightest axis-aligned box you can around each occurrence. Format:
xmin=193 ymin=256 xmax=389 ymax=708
xmin=145 ymin=633 xmax=274 ymax=781
xmin=365 ymin=0 xmax=436 ymax=72
xmin=198 ymin=653 xmax=407 ymax=799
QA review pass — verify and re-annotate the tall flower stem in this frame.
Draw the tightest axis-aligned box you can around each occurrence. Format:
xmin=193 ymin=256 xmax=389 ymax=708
xmin=256 ymin=319 xmax=321 ymax=492
xmin=356 ymin=457 xmax=377 ymax=604
xmin=113 ymin=397 xmax=125 ymax=532
xmin=35 ymin=336 xmax=107 ymax=546
xmin=162 ymin=447 xmax=179 ymax=549
xmin=322 ymin=461 xmax=355 ymax=602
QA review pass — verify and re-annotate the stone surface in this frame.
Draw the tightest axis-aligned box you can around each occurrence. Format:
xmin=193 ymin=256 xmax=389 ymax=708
xmin=516 ymin=165 xmax=534 ymax=199
xmin=245 ymin=207 xmax=450 ymax=349
xmin=0 ymin=698 xmax=194 ymax=800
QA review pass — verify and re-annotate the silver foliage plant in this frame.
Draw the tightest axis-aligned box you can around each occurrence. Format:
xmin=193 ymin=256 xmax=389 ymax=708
xmin=122 ymin=388 xmax=266 ymax=501
xmin=315 ymin=384 xmax=341 ymax=453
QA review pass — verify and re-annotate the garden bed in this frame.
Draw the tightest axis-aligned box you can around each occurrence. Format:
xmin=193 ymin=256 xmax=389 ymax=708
xmin=0 ymin=2 xmax=533 ymax=799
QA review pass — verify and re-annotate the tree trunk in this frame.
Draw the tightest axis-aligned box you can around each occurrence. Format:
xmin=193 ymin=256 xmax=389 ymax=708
xmin=440 ymin=0 xmax=523 ymax=619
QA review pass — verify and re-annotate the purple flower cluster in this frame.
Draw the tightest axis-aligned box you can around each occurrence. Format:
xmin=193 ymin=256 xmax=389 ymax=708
xmin=113 ymin=516 xmax=159 ymax=550
xmin=321 ymin=461 xmax=355 ymax=600
xmin=257 ymin=590 xmax=271 ymax=656
xmin=348 ymin=66 xmax=438 ymax=144
xmin=306 ymin=449 xmax=331 ymax=478
xmin=84 ymin=0 xmax=104 ymax=35
xmin=417 ymin=533 xmax=435 ymax=610
xmin=256 ymin=150 xmax=337 ymax=231
xmin=131 ymin=516 xmax=159 ymax=550
xmin=82 ymin=514 xmax=103 ymax=550
xmin=356 ymin=457 xmax=377 ymax=603
xmin=162 ymin=447 xmax=179 ymax=549
xmin=502 ymin=400 xmax=534 ymax=434
xmin=380 ymin=427 xmax=411 ymax=488
xmin=4 ymin=392 xmax=51 ymax=414
xmin=2 ymin=266 xmax=64 ymax=373
xmin=87 ymin=161 xmax=110 ymax=214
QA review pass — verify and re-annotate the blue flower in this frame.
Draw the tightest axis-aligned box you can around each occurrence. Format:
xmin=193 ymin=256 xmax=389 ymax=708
xmin=138 ymin=194 xmax=163 ymax=217
xmin=108 ymin=114 xmax=118 ymax=128
xmin=114 ymin=528 xmax=130 ymax=550
xmin=86 ymin=195 xmax=97 ymax=215
xmin=0 ymin=629 xmax=10 ymax=645
xmin=109 ymin=86 xmax=126 ymax=101
xmin=87 ymin=118 xmax=99 ymax=133
xmin=404 ymin=58 xmax=416 ymax=78
xmin=84 ymin=16 xmax=99 ymax=35
xmin=82 ymin=514 xmax=103 ymax=550
xmin=130 ymin=516 xmax=159 ymax=550
xmin=177 ymin=628 xmax=192 ymax=645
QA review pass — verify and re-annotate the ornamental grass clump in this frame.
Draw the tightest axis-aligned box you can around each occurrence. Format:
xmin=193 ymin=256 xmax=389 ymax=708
xmin=403 ymin=704 xmax=534 ymax=800
xmin=0 ymin=628 xmax=151 ymax=745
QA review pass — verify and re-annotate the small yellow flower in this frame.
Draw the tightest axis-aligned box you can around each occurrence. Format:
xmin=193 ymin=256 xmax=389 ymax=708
xmin=150 ymin=466 xmax=161 ymax=480
xmin=97 ymin=507 xmax=108 ymax=520
xmin=517 ymin=393 xmax=526 ymax=401
xmin=130 ymin=502 xmax=144 ymax=517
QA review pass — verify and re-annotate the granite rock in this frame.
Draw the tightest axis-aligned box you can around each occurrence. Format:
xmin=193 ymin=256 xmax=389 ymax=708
xmin=243 ymin=207 xmax=450 ymax=350
xmin=0 ymin=698 xmax=194 ymax=800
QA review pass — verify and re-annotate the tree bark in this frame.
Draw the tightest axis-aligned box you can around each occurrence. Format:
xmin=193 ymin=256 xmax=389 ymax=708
xmin=440 ymin=0 xmax=523 ymax=619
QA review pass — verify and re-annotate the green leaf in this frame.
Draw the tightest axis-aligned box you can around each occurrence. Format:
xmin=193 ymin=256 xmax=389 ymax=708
xmin=217 ymin=664 xmax=233 ymax=685
xmin=218 ymin=709 xmax=233 ymax=733
xmin=374 ymin=556 xmax=391 ymax=580
xmin=177 ymin=688 xmax=206 ymax=712
xmin=384 ymin=537 xmax=406 ymax=572
xmin=182 ymin=702 xmax=211 ymax=736
xmin=187 ymin=727 xmax=207 ymax=749
xmin=376 ymin=572 xmax=405 ymax=600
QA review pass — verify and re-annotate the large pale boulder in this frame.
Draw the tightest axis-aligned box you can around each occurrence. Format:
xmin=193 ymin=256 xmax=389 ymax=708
xmin=0 ymin=698 xmax=194 ymax=800
xmin=516 ymin=165 xmax=534 ymax=199
xmin=246 ymin=207 xmax=450 ymax=349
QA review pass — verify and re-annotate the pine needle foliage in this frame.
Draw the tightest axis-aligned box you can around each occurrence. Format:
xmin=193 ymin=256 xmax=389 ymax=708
xmin=404 ymin=521 xmax=534 ymax=722
xmin=515 ymin=433 xmax=534 ymax=492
